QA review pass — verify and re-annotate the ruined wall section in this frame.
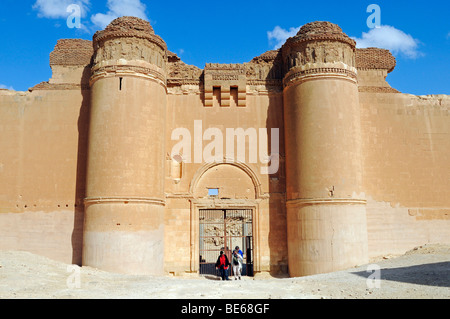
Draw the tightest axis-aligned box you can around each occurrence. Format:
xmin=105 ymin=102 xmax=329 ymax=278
xmin=31 ymin=39 xmax=93 ymax=91
xmin=356 ymin=48 xmax=399 ymax=93
xmin=245 ymin=50 xmax=283 ymax=96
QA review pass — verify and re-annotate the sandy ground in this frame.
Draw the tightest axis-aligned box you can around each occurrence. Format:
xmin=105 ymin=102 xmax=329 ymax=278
xmin=0 ymin=244 xmax=449 ymax=299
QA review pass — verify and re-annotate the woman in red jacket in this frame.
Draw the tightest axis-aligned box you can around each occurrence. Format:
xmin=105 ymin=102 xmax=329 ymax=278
xmin=215 ymin=250 xmax=231 ymax=281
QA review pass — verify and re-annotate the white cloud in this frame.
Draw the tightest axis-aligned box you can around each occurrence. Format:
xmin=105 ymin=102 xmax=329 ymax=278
xmin=91 ymin=0 xmax=148 ymax=30
xmin=352 ymin=25 xmax=422 ymax=59
xmin=33 ymin=0 xmax=90 ymax=19
xmin=0 ymin=84 xmax=15 ymax=91
xmin=267 ymin=26 xmax=300 ymax=49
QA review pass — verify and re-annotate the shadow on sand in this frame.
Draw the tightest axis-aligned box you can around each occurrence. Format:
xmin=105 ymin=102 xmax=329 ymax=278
xmin=351 ymin=261 xmax=450 ymax=288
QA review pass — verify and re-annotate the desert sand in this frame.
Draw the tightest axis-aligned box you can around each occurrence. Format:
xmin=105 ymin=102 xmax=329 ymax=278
xmin=0 ymin=244 xmax=448 ymax=299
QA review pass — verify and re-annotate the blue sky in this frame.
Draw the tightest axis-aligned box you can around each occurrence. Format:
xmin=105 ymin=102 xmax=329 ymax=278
xmin=0 ymin=0 xmax=449 ymax=95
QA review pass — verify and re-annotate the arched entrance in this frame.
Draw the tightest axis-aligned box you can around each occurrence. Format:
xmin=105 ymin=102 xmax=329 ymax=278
xmin=189 ymin=161 xmax=264 ymax=277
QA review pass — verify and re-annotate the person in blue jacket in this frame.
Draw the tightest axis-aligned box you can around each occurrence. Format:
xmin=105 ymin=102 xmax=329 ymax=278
xmin=235 ymin=246 xmax=243 ymax=258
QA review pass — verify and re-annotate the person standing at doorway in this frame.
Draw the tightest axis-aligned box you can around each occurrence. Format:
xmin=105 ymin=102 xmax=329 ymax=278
xmin=235 ymin=246 xmax=243 ymax=258
xmin=232 ymin=249 xmax=243 ymax=280
xmin=215 ymin=250 xmax=231 ymax=281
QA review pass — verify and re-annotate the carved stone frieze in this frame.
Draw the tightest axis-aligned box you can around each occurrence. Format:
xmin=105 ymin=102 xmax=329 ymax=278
xmin=283 ymin=64 xmax=358 ymax=88
xmin=91 ymin=16 xmax=167 ymax=86
xmin=281 ymin=22 xmax=357 ymax=87
xmin=282 ymin=40 xmax=356 ymax=74
xmin=93 ymin=37 xmax=166 ymax=71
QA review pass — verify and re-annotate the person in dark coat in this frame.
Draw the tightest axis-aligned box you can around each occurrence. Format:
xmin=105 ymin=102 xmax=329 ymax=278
xmin=215 ymin=250 xmax=231 ymax=280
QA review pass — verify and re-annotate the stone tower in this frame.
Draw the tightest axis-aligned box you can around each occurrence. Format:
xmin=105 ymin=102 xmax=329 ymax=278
xmin=282 ymin=22 xmax=369 ymax=276
xmin=83 ymin=17 xmax=168 ymax=274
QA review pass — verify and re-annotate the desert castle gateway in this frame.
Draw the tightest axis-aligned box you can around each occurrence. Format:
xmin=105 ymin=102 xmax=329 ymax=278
xmin=0 ymin=17 xmax=448 ymax=277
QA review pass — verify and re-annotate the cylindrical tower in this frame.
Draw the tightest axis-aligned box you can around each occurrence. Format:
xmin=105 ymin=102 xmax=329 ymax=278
xmin=83 ymin=17 xmax=167 ymax=275
xmin=282 ymin=22 xmax=368 ymax=277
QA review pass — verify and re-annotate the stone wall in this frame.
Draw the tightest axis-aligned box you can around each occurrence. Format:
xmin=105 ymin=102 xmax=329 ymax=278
xmin=360 ymin=92 xmax=450 ymax=257
xmin=0 ymin=88 xmax=88 ymax=264
xmin=0 ymin=21 xmax=448 ymax=276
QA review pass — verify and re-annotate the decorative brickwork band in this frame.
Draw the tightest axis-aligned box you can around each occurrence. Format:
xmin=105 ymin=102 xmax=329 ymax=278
xmin=285 ymin=21 xmax=356 ymax=48
xmin=283 ymin=65 xmax=357 ymax=88
xmin=50 ymin=39 xmax=93 ymax=66
xmin=92 ymin=17 xmax=167 ymax=52
xmin=356 ymin=48 xmax=396 ymax=73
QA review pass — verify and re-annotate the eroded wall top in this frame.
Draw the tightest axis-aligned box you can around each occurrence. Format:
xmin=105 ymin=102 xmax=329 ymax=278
xmin=32 ymin=20 xmax=404 ymax=97
xmin=50 ymin=39 xmax=93 ymax=66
